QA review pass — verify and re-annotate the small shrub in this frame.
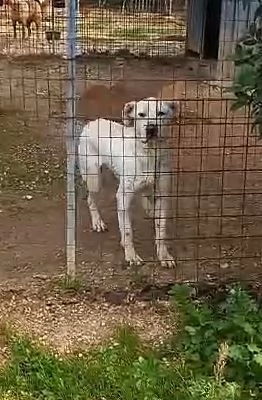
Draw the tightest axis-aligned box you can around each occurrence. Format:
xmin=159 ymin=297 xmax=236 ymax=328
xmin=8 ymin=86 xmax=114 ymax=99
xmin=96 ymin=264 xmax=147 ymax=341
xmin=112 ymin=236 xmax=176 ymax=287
xmin=170 ymin=284 xmax=262 ymax=393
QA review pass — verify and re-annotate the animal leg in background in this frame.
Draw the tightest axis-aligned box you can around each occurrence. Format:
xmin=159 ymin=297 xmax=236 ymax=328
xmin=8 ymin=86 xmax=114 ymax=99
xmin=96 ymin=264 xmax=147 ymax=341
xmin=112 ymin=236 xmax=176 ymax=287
xmin=12 ymin=19 xmax=17 ymax=38
xmin=21 ymin=23 xmax=26 ymax=39
xmin=26 ymin=20 xmax=31 ymax=36
xmin=34 ymin=19 xmax=40 ymax=39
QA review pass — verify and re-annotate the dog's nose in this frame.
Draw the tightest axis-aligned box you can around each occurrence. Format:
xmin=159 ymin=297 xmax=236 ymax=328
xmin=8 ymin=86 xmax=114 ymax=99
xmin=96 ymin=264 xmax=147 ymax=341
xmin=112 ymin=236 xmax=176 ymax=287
xmin=146 ymin=124 xmax=158 ymax=139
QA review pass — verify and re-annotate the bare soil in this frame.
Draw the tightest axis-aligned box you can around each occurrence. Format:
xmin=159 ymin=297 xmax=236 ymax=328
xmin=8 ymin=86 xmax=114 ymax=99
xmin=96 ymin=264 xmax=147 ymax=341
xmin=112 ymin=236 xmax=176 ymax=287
xmin=0 ymin=277 xmax=174 ymax=357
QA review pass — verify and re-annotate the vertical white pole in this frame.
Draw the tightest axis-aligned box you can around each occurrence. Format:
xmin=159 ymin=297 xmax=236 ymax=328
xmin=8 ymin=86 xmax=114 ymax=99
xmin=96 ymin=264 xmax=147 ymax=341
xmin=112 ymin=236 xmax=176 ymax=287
xmin=66 ymin=0 xmax=77 ymax=280
xmin=169 ymin=0 xmax=172 ymax=15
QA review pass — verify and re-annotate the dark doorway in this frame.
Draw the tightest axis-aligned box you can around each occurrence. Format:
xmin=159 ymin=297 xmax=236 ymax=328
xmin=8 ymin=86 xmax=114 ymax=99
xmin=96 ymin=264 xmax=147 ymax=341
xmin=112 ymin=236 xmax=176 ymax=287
xmin=53 ymin=0 xmax=65 ymax=8
xmin=203 ymin=0 xmax=222 ymax=59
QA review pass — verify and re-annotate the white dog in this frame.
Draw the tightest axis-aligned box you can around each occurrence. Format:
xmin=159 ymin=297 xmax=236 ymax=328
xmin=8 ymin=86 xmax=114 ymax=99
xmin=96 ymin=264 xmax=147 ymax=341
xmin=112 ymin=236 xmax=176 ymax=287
xmin=78 ymin=97 xmax=177 ymax=267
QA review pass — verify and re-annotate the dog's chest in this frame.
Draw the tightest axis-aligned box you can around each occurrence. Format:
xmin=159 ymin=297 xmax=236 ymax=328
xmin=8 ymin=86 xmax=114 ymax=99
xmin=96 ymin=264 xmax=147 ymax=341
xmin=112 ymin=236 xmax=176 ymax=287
xmin=139 ymin=146 xmax=159 ymax=174
xmin=130 ymin=147 xmax=159 ymax=189
xmin=107 ymin=138 xmax=167 ymax=184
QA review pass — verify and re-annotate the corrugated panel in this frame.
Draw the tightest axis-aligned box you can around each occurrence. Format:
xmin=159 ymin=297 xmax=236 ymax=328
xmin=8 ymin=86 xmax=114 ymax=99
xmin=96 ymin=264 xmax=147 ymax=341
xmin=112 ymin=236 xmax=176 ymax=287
xmin=219 ymin=0 xmax=257 ymax=41
xmin=187 ymin=0 xmax=207 ymax=55
xmin=217 ymin=0 xmax=258 ymax=80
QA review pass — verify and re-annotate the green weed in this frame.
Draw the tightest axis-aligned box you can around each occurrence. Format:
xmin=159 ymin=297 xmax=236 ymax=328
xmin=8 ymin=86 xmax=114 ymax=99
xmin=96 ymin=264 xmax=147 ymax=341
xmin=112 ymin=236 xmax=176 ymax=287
xmin=170 ymin=284 xmax=262 ymax=395
xmin=1 ymin=286 xmax=261 ymax=400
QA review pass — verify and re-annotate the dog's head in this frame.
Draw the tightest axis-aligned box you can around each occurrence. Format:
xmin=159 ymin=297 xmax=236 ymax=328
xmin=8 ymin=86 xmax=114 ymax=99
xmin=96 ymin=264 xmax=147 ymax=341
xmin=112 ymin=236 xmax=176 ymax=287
xmin=122 ymin=97 xmax=178 ymax=143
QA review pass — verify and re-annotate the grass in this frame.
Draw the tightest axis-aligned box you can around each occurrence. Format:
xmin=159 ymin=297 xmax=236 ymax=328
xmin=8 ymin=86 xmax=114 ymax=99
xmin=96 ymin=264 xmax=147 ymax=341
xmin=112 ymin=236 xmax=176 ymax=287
xmin=0 ymin=109 xmax=64 ymax=198
xmin=0 ymin=325 xmax=239 ymax=400
xmin=57 ymin=276 xmax=83 ymax=292
xmin=0 ymin=285 xmax=261 ymax=400
xmin=46 ymin=8 xmax=186 ymax=41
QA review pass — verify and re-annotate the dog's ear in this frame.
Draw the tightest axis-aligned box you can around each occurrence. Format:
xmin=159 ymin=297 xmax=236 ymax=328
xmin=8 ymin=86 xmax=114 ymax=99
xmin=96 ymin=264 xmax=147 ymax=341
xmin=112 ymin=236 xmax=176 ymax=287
xmin=122 ymin=101 xmax=136 ymax=126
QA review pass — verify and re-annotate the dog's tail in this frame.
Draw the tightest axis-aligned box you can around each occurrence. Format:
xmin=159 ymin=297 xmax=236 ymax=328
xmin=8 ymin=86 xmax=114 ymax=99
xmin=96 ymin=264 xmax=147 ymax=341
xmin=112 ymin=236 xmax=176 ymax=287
xmin=77 ymin=153 xmax=100 ymax=193
xmin=76 ymin=119 xmax=100 ymax=194
xmin=77 ymin=157 xmax=100 ymax=194
xmin=86 ymin=171 xmax=100 ymax=193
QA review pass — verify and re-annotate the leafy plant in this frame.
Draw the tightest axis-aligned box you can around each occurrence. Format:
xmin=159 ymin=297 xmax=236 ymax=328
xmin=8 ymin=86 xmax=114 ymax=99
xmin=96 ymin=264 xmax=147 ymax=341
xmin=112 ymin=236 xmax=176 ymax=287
xmin=170 ymin=284 xmax=262 ymax=393
xmin=169 ymin=285 xmax=219 ymax=369
xmin=229 ymin=0 xmax=262 ymax=136
xmin=0 ymin=323 xmax=242 ymax=400
xmin=186 ymin=377 xmax=240 ymax=400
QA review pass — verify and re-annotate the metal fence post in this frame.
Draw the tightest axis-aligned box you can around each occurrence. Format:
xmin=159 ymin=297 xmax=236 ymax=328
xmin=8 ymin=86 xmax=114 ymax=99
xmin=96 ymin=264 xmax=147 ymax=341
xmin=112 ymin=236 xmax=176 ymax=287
xmin=66 ymin=0 xmax=77 ymax=280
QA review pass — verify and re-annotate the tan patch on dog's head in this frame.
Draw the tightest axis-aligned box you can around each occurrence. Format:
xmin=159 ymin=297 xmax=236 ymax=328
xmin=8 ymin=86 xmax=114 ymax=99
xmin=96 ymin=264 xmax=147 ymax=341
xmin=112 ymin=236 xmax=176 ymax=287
xmin=122 ymin=101 xmax=136 ymax=127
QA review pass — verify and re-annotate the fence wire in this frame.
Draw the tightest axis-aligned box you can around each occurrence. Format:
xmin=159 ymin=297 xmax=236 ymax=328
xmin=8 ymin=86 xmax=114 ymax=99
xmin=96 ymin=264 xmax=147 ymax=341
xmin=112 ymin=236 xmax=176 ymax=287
xmin=0 ymin=0 xmax=261 ymax=292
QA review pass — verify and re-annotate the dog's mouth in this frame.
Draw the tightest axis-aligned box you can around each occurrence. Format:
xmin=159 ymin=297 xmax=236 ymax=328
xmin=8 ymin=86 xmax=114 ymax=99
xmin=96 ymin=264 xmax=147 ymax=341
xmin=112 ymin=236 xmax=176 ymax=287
xmin=142 ymin=136 xmax=161 ymax=144
xmin=142 ymin=125 xmax=160 ymax=144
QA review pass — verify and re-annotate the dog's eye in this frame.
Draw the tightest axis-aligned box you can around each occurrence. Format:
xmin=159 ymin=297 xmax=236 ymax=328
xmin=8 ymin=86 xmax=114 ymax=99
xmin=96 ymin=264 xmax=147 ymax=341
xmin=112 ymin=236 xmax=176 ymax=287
xmin=158 ymin=111 xmax=166 ymax=117
xmin=138 ymin=112 xmax=146 ymax=118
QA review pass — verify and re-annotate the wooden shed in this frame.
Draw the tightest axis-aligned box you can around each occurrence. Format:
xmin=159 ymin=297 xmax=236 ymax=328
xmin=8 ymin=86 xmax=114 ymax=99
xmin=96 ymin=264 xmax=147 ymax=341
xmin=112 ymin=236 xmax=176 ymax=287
xmin=186 ymin=0 xmax=259 ymax=82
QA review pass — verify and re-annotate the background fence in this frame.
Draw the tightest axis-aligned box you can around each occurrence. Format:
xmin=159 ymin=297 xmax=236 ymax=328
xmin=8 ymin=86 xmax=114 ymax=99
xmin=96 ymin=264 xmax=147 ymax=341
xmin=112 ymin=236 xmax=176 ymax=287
xmin=0 ymin=0 xmax=261 ymax=292
xmin=0 ymin=0 xmax=186 ymax=57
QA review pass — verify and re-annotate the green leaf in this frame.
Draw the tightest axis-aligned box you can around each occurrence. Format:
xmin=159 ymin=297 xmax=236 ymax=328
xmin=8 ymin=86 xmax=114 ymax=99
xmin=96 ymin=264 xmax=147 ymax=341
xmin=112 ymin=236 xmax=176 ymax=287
xmin=254 ymin=353 xmax=262 ymax=366
xmin=184 ymin=326 xmax=197 ymax=336
xmin=188 ymin=352 xmax=201 ymax=362
xmin=247 ymin=344 xmax=261 ymax=353
xmin=233 ymin=318 xmax=255 ymax=335
xmin=231 ymin=99 xmax=248 ymax=111
xmin=169 ymin=284 xmax=191 ymax=300
xmin=228 ymin=344 xmax=246 ymax=361
xmin=235 ymin=64 xmax=256 ymax=87
xmin=243 ymin=37 xmax=257 ymax=46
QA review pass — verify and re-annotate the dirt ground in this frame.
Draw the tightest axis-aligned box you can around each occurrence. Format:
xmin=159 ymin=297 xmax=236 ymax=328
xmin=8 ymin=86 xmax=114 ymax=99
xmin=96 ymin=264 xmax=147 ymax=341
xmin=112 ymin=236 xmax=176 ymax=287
xmin=0 ymin=276 xmax=174 ymax=359
xmin=1 ymin=54 xmax=262 ymax=348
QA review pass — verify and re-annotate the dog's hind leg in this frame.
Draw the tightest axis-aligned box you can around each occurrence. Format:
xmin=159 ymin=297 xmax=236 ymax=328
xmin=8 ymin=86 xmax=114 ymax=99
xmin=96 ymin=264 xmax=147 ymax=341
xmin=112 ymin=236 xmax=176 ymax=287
xmin=117 ymin=179 xmax=143 ymax=265
xmin=85 ymin=165 xmax=107 ymax=232
xmin=154 ymin=175 xmax=176 ymax=268
xmin=154 ymin=195 xmax=175 ymax=268
xmin=79 ymin=151 xmax=107 ymax=232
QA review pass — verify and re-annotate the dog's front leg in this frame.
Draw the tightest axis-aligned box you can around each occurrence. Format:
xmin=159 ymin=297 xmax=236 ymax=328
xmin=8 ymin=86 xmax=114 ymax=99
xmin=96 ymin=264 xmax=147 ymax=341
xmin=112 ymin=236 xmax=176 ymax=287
xmin=141 ymin=193 xmax=154 ymax=218
xmin=116 ymin=181 xmax=143 ymax=266
xmin=155 ymin=195 xmax=176 ymax=268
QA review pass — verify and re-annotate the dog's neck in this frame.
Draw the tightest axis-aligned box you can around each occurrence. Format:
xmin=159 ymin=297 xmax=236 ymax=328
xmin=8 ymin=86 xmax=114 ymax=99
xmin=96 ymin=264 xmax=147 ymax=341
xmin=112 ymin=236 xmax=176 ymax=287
xmin=123 ymin=125 xmax=170 ymax=156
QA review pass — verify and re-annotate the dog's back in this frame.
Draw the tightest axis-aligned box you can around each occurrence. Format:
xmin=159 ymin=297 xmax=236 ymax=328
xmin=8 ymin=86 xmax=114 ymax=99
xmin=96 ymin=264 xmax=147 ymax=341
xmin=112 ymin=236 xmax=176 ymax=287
xmin=82 ymin=118 xmax=124 ymax=139
xmin=79 ymin=118 xmax=143 ymax=170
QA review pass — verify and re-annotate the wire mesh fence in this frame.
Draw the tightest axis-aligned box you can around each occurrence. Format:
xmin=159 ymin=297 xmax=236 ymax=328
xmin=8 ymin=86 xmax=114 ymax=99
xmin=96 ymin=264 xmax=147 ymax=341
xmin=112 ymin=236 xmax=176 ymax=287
xmin=0 ymin=0 xmax=262 ymax=292
xmin=0 ymin=0 xmax=186 ymax=57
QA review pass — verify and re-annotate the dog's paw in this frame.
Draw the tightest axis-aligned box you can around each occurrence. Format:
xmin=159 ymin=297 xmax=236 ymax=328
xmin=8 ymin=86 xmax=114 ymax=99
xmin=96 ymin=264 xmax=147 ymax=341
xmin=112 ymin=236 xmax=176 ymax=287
xmin=160 ymin=258 xmax=176 ymax=268
xmin=91 ymin=216 xmax=107 ymax=232
xmin=157 ymin=247 xmax=176 ymax=268
xmin=125 ymin=249 xmax=143 ymax=266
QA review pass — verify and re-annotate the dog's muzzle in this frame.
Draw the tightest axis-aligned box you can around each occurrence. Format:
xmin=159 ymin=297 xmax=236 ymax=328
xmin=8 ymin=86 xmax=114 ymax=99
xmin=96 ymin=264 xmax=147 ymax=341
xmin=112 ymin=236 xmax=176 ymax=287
xmin=146 ymin=124 xmax=158 ymax=140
